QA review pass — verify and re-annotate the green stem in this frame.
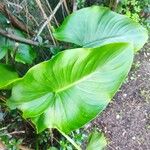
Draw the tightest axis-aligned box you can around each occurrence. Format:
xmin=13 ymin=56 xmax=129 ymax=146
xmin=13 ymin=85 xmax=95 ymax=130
xmin=57 ymin=129 xmax=82 ymax=150
xmin=5 ymin=38 xmax=9 ymax=64
xmin=5 ymin=52 xmax=9 ymax=64
xmin=35 ymin=134 xmax=39 ymax=150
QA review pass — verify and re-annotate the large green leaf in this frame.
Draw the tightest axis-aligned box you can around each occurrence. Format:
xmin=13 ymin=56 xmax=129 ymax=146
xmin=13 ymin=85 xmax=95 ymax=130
xmin=86 ymin=131 xmax=107 ymax=150
xmin=7 ymin=42 xmax=133 ymax=133
xmin=53 ymin=6 xmax=148 ymax=51
xmin=0 ymin=64 xmax=18 ymax=89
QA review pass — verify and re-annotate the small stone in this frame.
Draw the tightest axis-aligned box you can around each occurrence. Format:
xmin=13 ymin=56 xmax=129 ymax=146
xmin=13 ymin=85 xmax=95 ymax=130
xmin=130 ymin=76 xmax=135 ymax=80
xmin=132 ymin=136 xmax=136 ymax=140
xmin=123 ymin=93 xmax=127 ymax=97
xmin=116 ymin=114 xmax=120 ymax=119
xmin=144 ymin=52 xmax=147 ymax=57
xmin=122 ymin=130 xmax=126 ymax=136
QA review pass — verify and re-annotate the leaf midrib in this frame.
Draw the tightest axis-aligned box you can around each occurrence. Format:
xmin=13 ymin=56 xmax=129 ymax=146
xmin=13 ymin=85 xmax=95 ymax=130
xmin=55 ymin=71 xmax=99 ymax=93
xmin=83 ymin=35 xmax=122 ymax=47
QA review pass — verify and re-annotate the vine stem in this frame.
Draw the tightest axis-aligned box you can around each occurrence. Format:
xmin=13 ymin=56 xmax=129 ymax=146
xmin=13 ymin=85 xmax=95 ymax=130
xmin=57 ymin=129 xmax=82 ymax=150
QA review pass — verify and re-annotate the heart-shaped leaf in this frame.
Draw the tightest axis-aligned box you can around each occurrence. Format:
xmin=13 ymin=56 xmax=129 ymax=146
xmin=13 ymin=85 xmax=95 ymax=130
xmin=0 ymin=64 xmax=18 ymax=89
xmin=53 ymin=6 xmax=148 ymax=51
xmin=7 ymin=42 xmax=133 ymax=133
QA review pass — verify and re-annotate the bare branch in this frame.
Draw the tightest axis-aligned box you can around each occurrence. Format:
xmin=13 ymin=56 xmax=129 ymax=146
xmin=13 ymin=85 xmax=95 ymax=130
xmin=35 ymin=0 xmax=57 ymax=45
xmin=63 ymin=0 xmax=70 ymax=15
xmin=0 ymin=3 xmax=34 ymax=35
xmin=45 ymin=0 xmax=59 ymax=26
xmin=35 ymin=0 xmax=64 ymax=38
xmin=73 ymin=0 xmax=77 ymax=12
xmin=0 ymin=28 xmax=50 ymax=48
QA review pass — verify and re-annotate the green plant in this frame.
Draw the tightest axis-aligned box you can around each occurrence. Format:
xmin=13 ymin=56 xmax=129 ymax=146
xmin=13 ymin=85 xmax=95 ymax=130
xmin=0 ymin=6 xmax=148 ymax=149
xmin=77 ymin=0 xmax=86 ymax=9
xmin=0 ymin=13 xmax=36 ymax=64
xmin=0 ymin=123 xmax=23 ymax=150
xmin=0 ymin=135 xmax=22 ymax=150
xmin=0 ymin=64 xmax=18 ymax=89
xmin=116 ymin=0 xmax=149 ymax=27
xmin=58 ymin=129 xmax=86 ymax=149
xmin=86 ymin=130 xmax=107 ymax=150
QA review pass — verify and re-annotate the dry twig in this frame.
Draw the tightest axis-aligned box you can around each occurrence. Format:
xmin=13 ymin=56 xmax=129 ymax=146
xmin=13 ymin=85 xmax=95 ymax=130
xmin=0 ymin=3 xmax=34 ymax=35
xmin=45 ymin=0 xmax=59 ymax=26
xmin=63 ymin=0 xmax=70 ymax=15
xmin=0 ymin=28 xmax=51 ymax=48
xmin=35 ymin=0 xmax=56 ymax=45
xmin=73 ymin=0 xmax=77 ymax=12
xmin=35 ymin=0 xmax=64 ymax=38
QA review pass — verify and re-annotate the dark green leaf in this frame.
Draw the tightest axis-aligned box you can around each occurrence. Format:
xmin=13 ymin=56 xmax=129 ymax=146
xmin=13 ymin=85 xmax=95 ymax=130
xmin=15 ymin=43 xmax=36 ymax=64
xmin=0 ymin=47 xmax=7 ymax=60
xmin=0 ymin=13 xmax=9 ymax=28
xmin=0 ymin=64 xmax=19 ymax=89
xmin=11 ymin=29 xmax=36 ymax=64
xmin=0 ymin=28 xmax=36 ymax=64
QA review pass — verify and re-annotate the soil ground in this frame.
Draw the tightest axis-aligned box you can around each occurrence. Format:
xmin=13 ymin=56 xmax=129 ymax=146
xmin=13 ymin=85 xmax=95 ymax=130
xmin=87 ymin=41 xmax=150 ymax=150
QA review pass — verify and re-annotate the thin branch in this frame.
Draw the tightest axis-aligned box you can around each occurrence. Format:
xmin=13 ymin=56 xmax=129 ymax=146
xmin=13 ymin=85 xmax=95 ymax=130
xmin=0 ymin=141 xmax=6 ymax=150
xmin=45 ymin=0 xmax=59 ymax=26
xmin=73 ymin=0 xmax=77 ymax=12
xmin=18 ymin=145 xmax=33 ymax=150
xmin=63 ymin=0 xmax=70 ymax=15
xmin=35 ymin=0 xmax=64 ymax=38
xmin=109 ymin=0 xmax=119 ymax=11
xmin=9 ymin=130 xmax=25 ymax=135
xmin=35 ymin=0 xmax=56 ymax=45
xmin=0 ymin=3 xmax=34 ymax=35
xmin=0 ymin=95 xmax=6 ymax=102
xmin=0 ymin=28 xmax=50 ymax=48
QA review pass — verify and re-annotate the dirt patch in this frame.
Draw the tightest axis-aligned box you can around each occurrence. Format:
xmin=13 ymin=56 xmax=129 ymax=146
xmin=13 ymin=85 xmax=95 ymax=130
xmin=87 ymin=42 xmax=150 ymax=150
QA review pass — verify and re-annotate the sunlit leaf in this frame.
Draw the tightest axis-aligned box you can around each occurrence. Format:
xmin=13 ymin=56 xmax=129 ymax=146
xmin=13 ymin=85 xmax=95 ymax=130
xmin=47 ymin=147 xmax=58 ymax=150
xmin=53 ymin=6 xmax=148 ymax=51
xmin=7 ymin=43 xmax=133 ymax=133
xmin=86 ymin=131 xmax=107 ymax=150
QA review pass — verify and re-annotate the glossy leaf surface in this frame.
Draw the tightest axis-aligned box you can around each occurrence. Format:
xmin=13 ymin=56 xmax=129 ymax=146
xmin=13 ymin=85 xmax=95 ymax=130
xmin=7 ymin=43 xmax=133 ymax=133
xmin=86 ymin=131 xmax=107 ymax=150
xmin=0 ymin=64 xmax=18 ymax=89
xmin=53 ymin=6 xmax=148 ymax=51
